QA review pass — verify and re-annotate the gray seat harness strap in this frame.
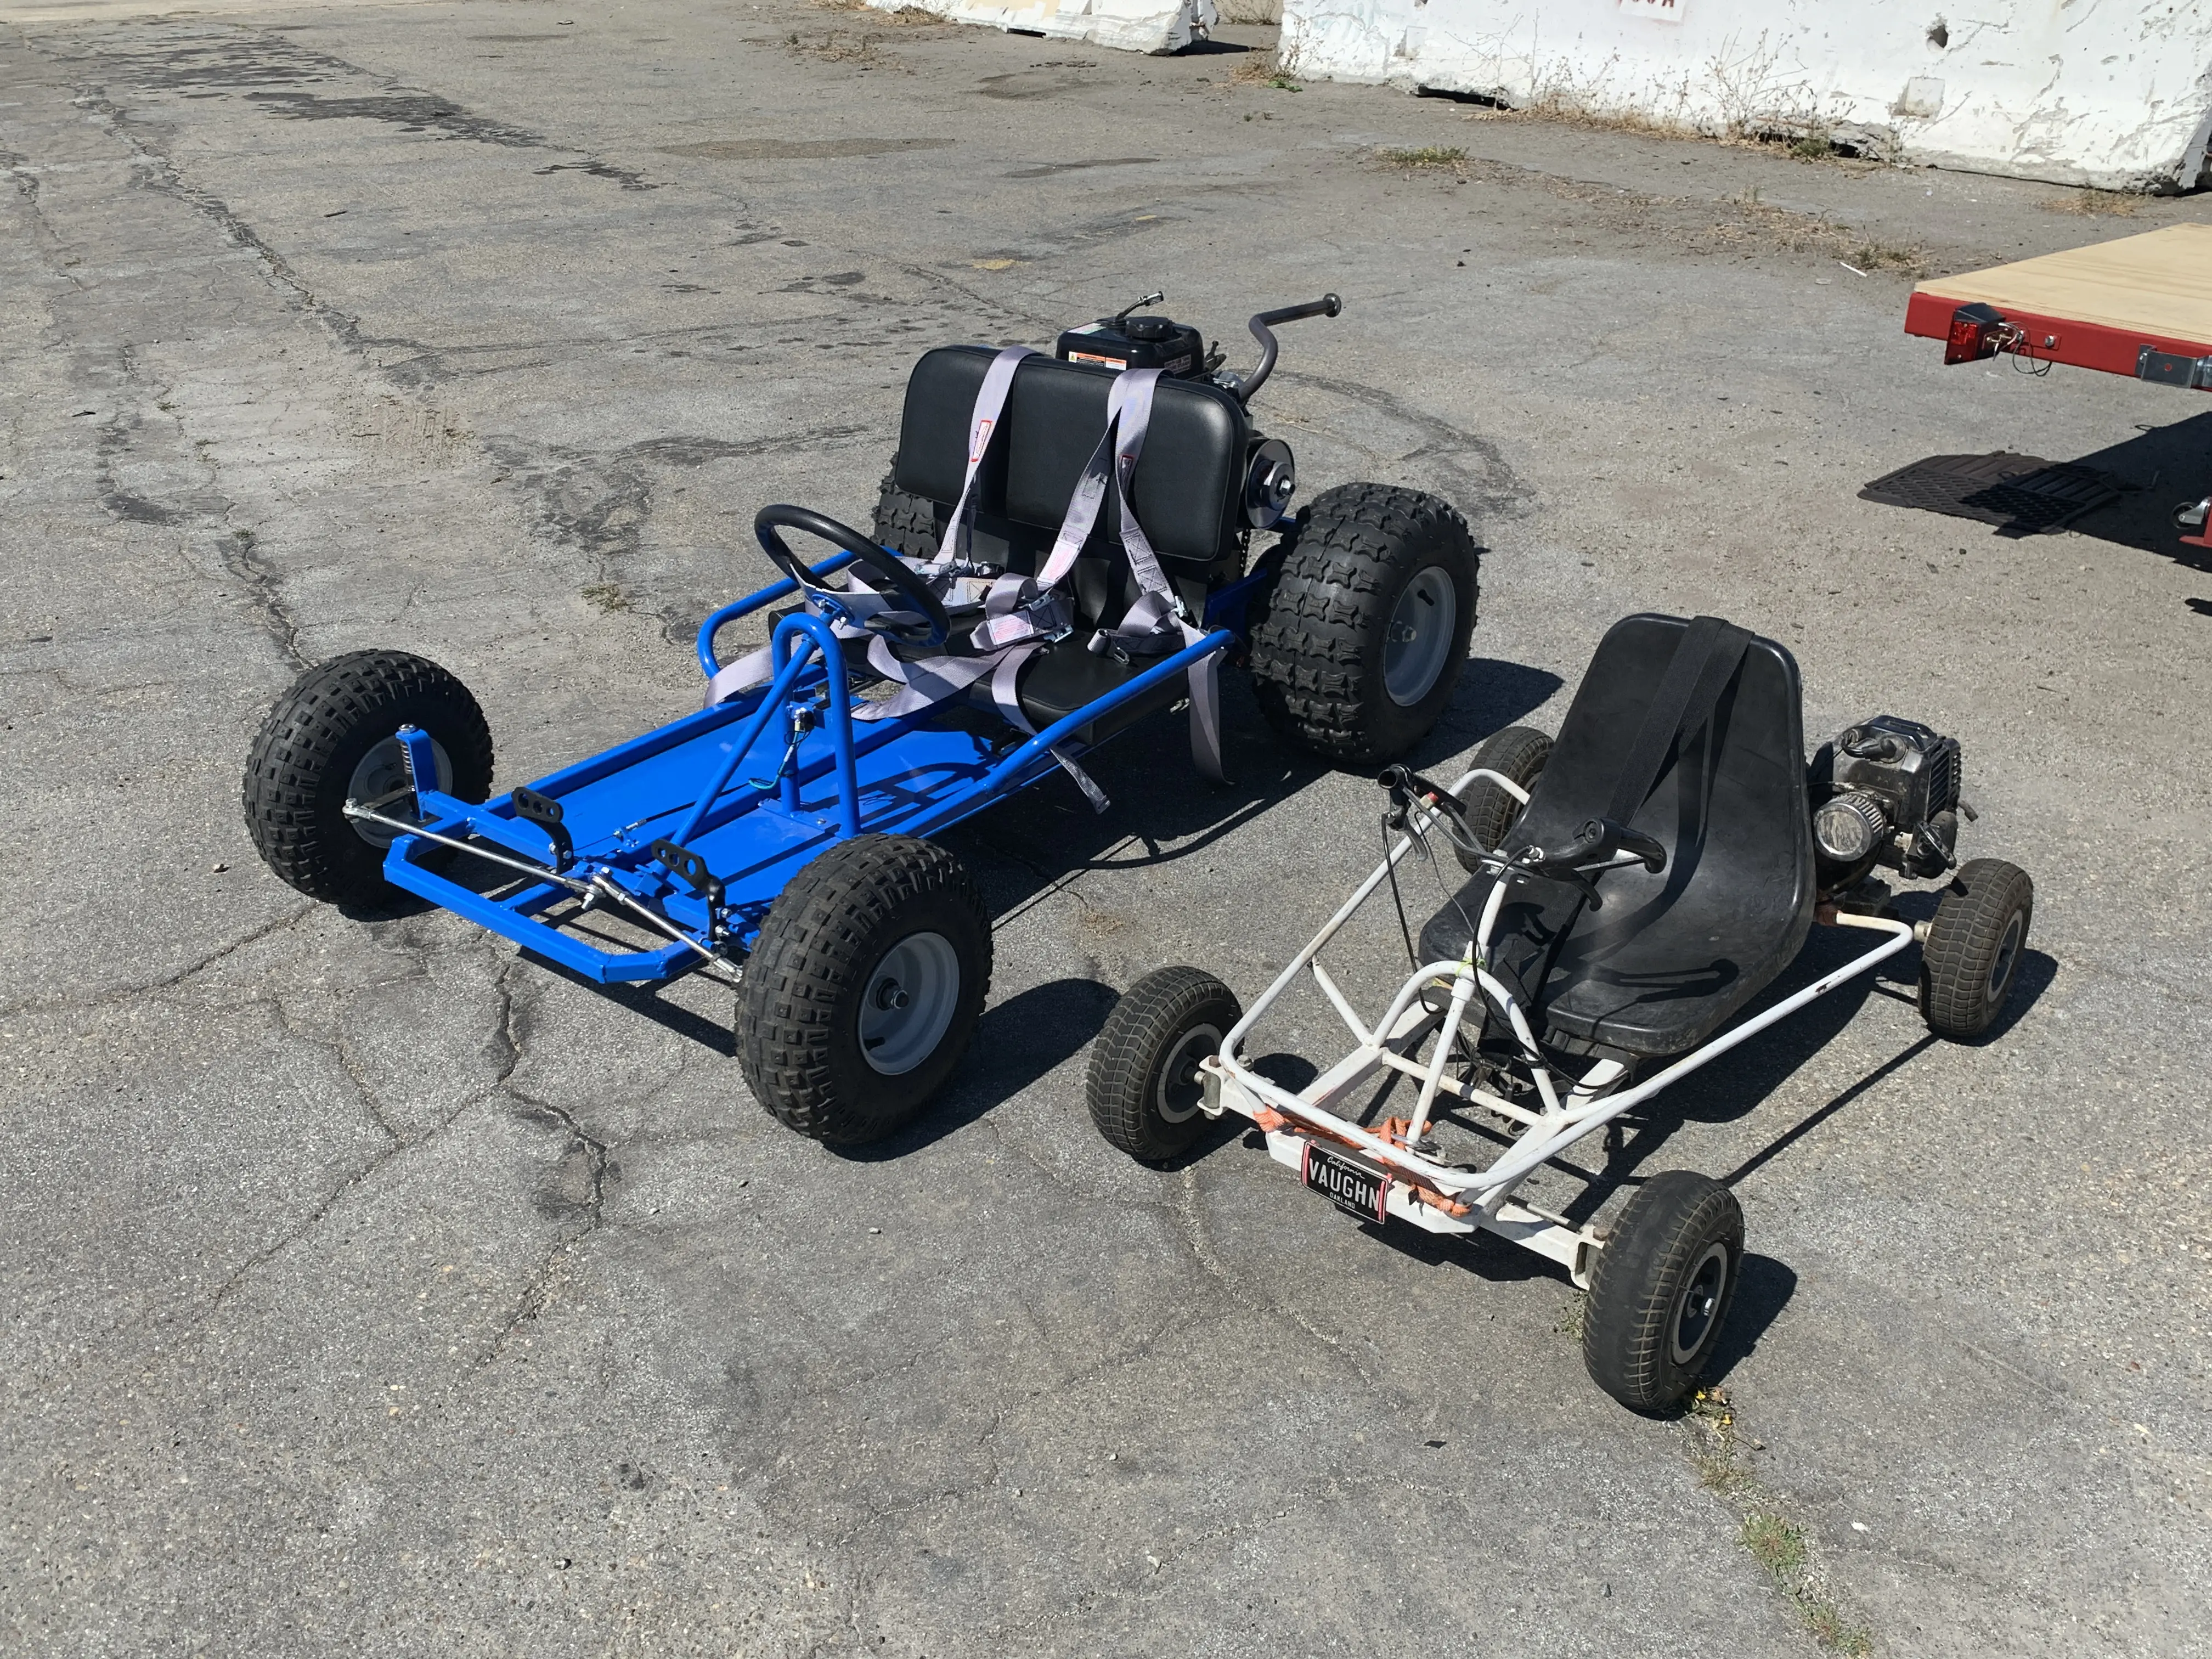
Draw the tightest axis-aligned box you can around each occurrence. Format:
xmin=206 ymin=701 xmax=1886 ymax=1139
xmin=701 ymin=346 xmax=1037 ymax=709
xmin=963 ymin=365 xmax=1223 ymax=789
xmin=704 ymin=352 xmax=1226 ymax=805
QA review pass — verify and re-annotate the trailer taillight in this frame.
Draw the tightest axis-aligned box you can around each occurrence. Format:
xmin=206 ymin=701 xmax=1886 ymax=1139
xmin=1944 ymin=302 xmax=2011 ymax=365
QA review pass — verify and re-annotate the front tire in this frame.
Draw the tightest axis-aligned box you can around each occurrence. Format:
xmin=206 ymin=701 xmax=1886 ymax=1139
xmin=1087 ymin=967 xmax=1242 ymax=1165
xmin=1453 ymin=724 xmax=1551 ymax=872
xmin=1583 ymin=1171 xmax=1743 ymax=1412
xmin=241 ymin=650 xmax=495 ymax=905
xmin=1246 ymin=483 xmax=1479 ymax=766
xmin=1920 ymin=857 xmax=2033 ymax=1039
xmin=737 ymin=834 xmax=991 ymax=1146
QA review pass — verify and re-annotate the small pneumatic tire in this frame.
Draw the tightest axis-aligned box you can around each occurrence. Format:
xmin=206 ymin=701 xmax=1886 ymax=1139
xmin=1087 ymin=967 xmax=1243 ymax=1166
xmin=1920 ymin=857 xmax=2033 ymax=1040
xmin=737 ymin=833 xmax=991 ymax=1146
xmin=872 ymin=465 xmax=949 ymax=562
xmin=241 ymin=650 xmax=495 ymax=906
xmin=1246 ymin=482 xmax=1479 ymax=766
xmin=1452 ymin=724 xmax=1552 ymax=873
xmin=1582 ymin=1171 xmax=1743 ymax=1413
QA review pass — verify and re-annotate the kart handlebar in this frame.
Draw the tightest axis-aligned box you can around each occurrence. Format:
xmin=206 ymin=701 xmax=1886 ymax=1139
xmin=1378 ymin=763 xmax=1469 ymax=831
xmin=1235 ymin=292 xmax=1341 ymax=403
xmin=1533 ymin=817 xmax=1668 ymax=876
xmin=753 ymin=504 xmax=951 ymax=648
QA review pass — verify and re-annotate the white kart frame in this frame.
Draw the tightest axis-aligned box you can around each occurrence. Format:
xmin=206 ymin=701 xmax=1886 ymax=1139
xmin=1196 ymin=768 xmax=1919 ymax=1285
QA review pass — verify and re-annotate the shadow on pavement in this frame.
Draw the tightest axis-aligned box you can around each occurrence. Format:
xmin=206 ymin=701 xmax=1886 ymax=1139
xmin=835 ymin=974 xmax=1120 ymax=1161
xmin=951 ymin=649 xmax=1564 ymax=926
xmin=1864 ymin=410 xmax=2212 ymax=595
xmin=2062 ymin=411 xmax=2212 ymax=570
xmin=1703 ymin=1252 xmax=1799 ymax=1387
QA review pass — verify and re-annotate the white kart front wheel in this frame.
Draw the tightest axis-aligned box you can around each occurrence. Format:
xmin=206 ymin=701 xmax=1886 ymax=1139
xmin=1087 ymin=967 xmax=1242 ymax=1166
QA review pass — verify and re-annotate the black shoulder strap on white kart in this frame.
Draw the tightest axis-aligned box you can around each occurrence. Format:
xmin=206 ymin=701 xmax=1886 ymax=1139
xmin=1602 ymin=615 xmax=1754 ymax=827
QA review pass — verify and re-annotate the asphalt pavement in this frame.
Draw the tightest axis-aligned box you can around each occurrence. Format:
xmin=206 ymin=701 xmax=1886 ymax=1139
xmin=3 ymin=3 xmax=2208 ymax=1655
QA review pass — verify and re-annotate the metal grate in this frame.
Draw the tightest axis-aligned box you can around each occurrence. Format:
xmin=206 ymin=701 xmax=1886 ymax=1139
xmin=1859 ymin=451 xmax=2123 ymax=535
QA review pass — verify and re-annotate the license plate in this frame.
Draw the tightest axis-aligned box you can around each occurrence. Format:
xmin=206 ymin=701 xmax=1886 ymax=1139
xmin=1301 ymin=1141 xmax=1389 ymax=1223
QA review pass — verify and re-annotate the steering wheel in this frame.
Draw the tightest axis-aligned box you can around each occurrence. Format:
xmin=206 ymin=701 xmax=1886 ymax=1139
xmin=754 ymin=504 xmax=951 ymax=650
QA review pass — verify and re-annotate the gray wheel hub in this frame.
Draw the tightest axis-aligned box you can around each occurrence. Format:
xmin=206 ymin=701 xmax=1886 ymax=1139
xmin=860 ymin=931 xmax=962 ymax=1076
xmin=1669 ymin=1240 xmax=1730 ymax=1365
xmin=1383 ymin=565 xmax=1457 ymax=707
xmin=1153 ymin=1023 xmax=1223 ymax=1126
xmin=347 ymin=735 xmax=454 ymax=849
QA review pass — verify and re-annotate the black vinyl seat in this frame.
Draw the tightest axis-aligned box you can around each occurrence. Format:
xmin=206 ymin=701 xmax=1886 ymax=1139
xmin=889 ymin=345 xmax=1250 ymax=735
xmin=1420 ymin=614 xmax=1815 ymax=1062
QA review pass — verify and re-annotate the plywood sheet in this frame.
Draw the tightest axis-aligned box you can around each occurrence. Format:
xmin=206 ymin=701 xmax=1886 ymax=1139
xmin=1914 ymin=225 xmax=2212 ymax=351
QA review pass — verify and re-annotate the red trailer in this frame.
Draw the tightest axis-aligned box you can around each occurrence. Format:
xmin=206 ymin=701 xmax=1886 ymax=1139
xmin=1905 ymin=222 xmax=2212 ymax=547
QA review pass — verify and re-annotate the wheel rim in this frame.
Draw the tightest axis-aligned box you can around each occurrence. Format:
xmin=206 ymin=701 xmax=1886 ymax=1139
xmin=859 ymin=931 xmax=962 ymax=1076
xmin=1669 ymin=1241 xmax=1731 ymax=1366
xmin=1153 ymin=1023 xmax=1223 ymax=1126
xmin=347 ymin=735 xmax=454 ymax=849
xmin=1383 ymin=565 xmax=1457 ymax=708
xmin=1988 ymin=910 xmax=2024 ymax=1003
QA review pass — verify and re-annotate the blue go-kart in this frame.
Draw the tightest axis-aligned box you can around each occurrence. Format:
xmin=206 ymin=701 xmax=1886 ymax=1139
xmin=241 ymin=293 xmax=1482 ymax=1144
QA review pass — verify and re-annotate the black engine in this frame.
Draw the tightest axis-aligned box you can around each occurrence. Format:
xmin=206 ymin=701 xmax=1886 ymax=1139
xmin=1809 ymin=715 xmax=1963 ymax=888
xmin=1054 ymin=290 xmax=1327 ymax=532
xmin=1055 ymin=291 xmax=1215 ymax=380
xmin=1057 ymin=311 xmax=1207 ymax=379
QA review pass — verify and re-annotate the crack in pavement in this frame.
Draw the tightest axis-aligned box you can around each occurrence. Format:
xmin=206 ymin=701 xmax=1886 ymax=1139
xmin=216 ymin=527 xmax=307 ymax=670
xmin=0 ymin=902 xmax=315 ymax=1022
xmin=61 ymin=80 xmax=456 ymax=386
xmin=195 ymin=960 xmax=531 ymax=1317
xmin=47 ymin=22 xmax=659 ymax=184
xmin=479 ymin=422 xmax=880 ymax=646
xmin=1265 ymin=368 xmax=1534 ymax=526
xmin=476 ymin=955 xmax=617 ymax=1362
xmin=483 ymin=1088 xmax=612 ymax=1363
xmin=1174 ymin=1161 xmax=1381 ymax=1386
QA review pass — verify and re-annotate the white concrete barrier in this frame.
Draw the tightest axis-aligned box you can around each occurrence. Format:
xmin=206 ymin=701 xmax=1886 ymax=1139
xmin=872 ymin=0 xmax=1218 ymax=55
xmin=1277 ymin=0 xmax=2212 ymax=193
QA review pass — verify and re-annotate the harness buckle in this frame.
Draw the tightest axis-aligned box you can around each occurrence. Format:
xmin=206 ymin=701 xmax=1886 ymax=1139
xmin=1090 ymin=636 xmax=1132 ymax=665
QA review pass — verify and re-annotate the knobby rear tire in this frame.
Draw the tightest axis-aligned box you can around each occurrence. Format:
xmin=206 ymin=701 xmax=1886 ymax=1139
xmin=873 ymin=465 xmax=948 ymax=562
xmin=1246 ymin=482 xmax=1479 ymax=766
xmin=737 ymin=834 xmax=991 ymax=1146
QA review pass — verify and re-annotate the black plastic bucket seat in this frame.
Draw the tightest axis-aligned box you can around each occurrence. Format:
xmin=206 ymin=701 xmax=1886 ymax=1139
xmin=1420 ymin=613 xmax=1815 ymax=1062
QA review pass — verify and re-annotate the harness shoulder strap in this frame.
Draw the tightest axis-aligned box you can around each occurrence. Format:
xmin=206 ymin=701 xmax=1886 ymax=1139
xmin=1602 ymin=616 xmax=1753 ymax=827
xmin=940 ymin=346 xmax=1035 ymax=566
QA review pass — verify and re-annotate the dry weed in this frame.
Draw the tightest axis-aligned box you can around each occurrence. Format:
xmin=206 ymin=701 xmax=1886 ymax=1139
xmin=810 ymin=0 xmax=943 ymax=19
xmin=1229 ymin=53 xmax=1302 ymax=91
xmin=1361 ymin=146 xmax=1931 ymax=277
xmin=782 ymin=27 xmax=909 ymax=69
xmin=1376 ymin=144 xmax=1470 ymax=174
xmin=2042 ymin=190 xmax=2144 ymax=218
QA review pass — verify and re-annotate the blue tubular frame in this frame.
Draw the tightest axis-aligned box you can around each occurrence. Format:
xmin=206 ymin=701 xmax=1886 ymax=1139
xmin=904 ymin=628 xmax=1237 ymax=836
xmin=696 ymin=548 xmax=859 ymax=679
xmin=381 ymin=538 xmax=1245 ymax=985
xmin=672 ymin=611 xmax=862 ymax=845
